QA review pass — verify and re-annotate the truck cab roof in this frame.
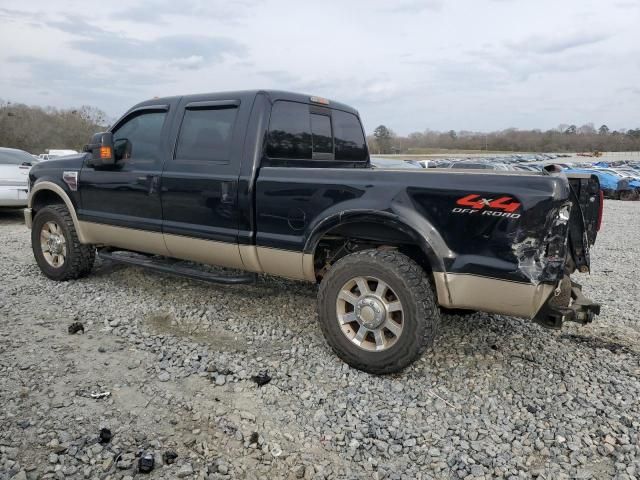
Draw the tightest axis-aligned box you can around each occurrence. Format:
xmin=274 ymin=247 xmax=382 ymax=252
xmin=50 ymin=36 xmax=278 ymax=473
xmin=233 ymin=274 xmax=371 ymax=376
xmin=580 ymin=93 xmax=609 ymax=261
xmin=130 ymin=90 xmax=360 ymax=117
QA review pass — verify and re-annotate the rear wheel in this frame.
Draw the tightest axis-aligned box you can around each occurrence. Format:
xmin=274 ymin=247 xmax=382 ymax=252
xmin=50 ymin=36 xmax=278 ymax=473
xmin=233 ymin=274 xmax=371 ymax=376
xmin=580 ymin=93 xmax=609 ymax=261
xmin=317 ymin=249 xmax=439 ymax=374
xmin=32 ymin=205 xmax=95 ymax=281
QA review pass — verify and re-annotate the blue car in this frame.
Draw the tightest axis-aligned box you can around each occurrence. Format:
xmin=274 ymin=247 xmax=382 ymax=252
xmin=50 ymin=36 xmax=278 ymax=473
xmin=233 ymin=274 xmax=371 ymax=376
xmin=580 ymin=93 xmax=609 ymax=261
xmin=563 ymin=168 xmax=639 ymax=200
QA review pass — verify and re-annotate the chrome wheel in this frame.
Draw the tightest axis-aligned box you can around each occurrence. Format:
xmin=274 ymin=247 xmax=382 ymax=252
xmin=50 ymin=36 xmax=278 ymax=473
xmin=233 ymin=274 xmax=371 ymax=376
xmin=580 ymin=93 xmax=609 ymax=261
xmin=336 ymin=276 xmax=404 ymax=352
xmin=40 ymin=221 xmax=67 ymax=268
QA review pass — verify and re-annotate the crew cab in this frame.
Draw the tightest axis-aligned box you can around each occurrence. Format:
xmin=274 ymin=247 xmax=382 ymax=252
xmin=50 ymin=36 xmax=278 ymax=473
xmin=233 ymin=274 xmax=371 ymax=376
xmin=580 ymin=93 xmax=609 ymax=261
xmin=24 ymin=90 xmax=602 ymax=374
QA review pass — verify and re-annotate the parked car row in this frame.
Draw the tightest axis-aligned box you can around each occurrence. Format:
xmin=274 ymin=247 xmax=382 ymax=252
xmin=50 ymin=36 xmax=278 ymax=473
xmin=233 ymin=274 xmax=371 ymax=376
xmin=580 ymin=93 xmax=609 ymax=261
xmin=370 ymin=155 xmax=640 ymax=201
xmin=371 ymin=153 xmax=564 ymax=171
xmin=563 ymin=161 xmax=640 ymax=200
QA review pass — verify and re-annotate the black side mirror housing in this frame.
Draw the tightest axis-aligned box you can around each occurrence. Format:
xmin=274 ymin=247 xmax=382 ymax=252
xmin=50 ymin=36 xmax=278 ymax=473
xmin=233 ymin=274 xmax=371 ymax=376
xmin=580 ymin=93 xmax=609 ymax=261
xmin=84 ymin=132 xmax=115 ymax=167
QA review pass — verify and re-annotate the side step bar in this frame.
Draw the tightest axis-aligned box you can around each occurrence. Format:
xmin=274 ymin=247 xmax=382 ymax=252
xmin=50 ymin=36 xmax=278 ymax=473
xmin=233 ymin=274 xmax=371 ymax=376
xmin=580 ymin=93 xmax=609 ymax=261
xmin=97 ymin=250 xmax=257 ymax=285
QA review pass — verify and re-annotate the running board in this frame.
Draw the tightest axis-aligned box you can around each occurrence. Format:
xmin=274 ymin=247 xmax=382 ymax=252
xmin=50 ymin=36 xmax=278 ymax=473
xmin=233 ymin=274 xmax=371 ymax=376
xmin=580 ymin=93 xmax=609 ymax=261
xmin=97 ymin=250 xmax=257 ymax=285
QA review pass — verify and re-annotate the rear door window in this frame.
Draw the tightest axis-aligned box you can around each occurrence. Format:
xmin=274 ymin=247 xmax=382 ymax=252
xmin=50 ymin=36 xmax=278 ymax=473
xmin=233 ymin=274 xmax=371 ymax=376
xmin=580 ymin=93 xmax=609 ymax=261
xmin=175 ymin=107 xmax=238 ymax=163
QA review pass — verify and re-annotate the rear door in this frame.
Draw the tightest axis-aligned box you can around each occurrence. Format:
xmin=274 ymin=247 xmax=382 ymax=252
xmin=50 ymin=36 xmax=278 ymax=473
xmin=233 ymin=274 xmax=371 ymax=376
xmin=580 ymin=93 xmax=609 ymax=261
xmin=160 ymin=95 xmax=248 ymax=269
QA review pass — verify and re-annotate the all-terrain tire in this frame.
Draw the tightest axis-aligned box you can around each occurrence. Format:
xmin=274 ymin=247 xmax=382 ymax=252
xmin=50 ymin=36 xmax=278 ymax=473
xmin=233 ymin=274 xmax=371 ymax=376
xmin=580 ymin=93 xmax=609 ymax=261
xmin=317 ymin=249 xmax=439 ymax=374
xmin=439 ymin=307 xmax=477 ymax=317
xmin=32 ymin=205 xmax=95 ymax=281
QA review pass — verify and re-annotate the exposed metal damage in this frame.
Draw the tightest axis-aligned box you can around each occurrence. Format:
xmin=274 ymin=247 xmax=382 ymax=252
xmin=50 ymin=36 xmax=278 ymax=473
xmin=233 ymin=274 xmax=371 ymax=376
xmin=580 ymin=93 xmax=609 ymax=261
xmin=511 ymin=203 xmax=571 ymax=285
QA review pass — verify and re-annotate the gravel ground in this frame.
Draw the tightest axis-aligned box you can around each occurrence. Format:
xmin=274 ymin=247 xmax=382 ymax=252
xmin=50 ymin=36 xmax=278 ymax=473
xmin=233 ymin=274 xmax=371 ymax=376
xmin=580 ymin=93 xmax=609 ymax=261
xmin=1 ymin=201 xmax=639 ymax=480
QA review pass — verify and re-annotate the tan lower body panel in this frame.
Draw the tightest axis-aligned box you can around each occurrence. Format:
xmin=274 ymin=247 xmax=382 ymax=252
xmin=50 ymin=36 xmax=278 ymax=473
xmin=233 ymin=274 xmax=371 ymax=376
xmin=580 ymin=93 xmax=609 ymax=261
xmin=255 ymin=246 xmax=314 ymax=281
xmin=79 ymin=221 xmax=170 ymax=256
xmin=164 ymin=234 xmax=244 ymax=270
xmin=78 ymin=221 xmax=314 ymax=281
xmin=434 ymin=272 xmax=554 ymax=319
xmin=241 ymin=245 xmax=314 ymax=281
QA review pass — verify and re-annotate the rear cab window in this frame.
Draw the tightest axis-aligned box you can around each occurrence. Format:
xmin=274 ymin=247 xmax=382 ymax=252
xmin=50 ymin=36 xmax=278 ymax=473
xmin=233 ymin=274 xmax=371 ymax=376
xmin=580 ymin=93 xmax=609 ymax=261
xmin=266 ymin=100 xmax=368 ymax=164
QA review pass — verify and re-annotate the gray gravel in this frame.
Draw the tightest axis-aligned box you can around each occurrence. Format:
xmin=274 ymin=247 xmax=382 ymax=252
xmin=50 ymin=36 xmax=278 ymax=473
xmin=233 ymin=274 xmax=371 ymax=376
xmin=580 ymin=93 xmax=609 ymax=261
xmin=1 ymin=201 xmax=639 ymax=480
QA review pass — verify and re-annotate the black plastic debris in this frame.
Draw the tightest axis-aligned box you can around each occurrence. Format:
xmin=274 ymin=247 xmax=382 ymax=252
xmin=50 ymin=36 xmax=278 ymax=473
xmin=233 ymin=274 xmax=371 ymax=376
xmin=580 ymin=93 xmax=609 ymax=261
xmin=68 ymin=322 xmax=84 ymax=334
xmin=138 ymin=452 xmax=155 ymax=473
xmin=99 ymin=428 xmax=112 ymax=444
xmin=162 ymin=450 xmax=178 ymax=465
xmin=250 ymin=371 xmax=271 ymax=387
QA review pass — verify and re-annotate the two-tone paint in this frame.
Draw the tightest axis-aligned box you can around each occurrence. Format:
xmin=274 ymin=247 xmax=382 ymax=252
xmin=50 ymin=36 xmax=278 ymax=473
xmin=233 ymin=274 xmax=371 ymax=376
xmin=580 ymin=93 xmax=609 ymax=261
xmin=25 ymin=90 xmax=601 ymax=320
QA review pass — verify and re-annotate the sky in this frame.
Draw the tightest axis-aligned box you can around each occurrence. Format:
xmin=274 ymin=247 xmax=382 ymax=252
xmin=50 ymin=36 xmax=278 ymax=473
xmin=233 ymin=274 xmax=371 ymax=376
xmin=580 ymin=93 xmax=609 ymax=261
xmin=0 ymin=0 xmax=638 ymax=134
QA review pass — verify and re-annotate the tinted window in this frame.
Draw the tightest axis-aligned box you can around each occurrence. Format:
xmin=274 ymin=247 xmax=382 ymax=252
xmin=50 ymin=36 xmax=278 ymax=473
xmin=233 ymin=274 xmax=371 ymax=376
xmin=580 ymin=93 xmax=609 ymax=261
xmin=0 ymin=148 xmax=35 ymax=165
xmin=311 ymin=114 xmax=333 ymax=156
xmin=113 ymin=111 xmax=166 ymax=164
xmin=267 ymin=101 xmax=312 ymax=159
xmin=333 ymin=110 xmax=367 ymax=161
xmin=175 ymin=107 xmax=237 ymax=162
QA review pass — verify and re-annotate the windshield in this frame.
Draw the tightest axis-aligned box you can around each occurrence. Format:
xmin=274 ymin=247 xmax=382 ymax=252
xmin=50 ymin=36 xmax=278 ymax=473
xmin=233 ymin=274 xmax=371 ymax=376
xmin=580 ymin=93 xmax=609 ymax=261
xmin=0 ymin=148 xmax=34 ymax=165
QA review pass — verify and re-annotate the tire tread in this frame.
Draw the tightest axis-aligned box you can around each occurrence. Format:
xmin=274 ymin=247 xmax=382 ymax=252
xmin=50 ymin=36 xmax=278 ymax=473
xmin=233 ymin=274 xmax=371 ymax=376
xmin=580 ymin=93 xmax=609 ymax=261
xmin=32 ymin=205 xmax=95 ymax=281
xmin=317 ymin=249 xmax=439 ymax=374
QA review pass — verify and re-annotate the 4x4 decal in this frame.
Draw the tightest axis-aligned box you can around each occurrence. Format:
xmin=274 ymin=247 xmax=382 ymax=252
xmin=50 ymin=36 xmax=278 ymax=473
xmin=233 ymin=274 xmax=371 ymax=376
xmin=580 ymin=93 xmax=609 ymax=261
xmin=453 ymin=194 xmax=521 ymax=218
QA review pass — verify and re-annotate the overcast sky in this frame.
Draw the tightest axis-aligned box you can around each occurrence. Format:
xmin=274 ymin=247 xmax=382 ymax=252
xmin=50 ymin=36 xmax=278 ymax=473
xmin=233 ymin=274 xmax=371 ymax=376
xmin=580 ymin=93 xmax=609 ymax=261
xmin=1 ymin=0 xmax=638 ymax=134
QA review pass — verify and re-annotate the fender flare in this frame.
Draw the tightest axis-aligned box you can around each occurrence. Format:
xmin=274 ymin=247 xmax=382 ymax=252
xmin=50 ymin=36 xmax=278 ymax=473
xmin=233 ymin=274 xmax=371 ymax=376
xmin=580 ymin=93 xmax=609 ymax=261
xmin=27 ymin=181 xmax=87 ymax=243
xmin=303 ymin=209 xmax=451 ymax=275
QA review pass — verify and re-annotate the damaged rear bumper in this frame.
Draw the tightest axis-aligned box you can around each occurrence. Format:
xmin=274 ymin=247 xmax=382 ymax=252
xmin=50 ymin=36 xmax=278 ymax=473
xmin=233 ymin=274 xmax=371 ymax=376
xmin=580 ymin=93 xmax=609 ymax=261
xmin=434 ymin=272 xmax=556 ymax=318
xmin=533 ymin=280 xmax=600 ymax=329
xmin=434 ymin=272 xmax=600 ymax=328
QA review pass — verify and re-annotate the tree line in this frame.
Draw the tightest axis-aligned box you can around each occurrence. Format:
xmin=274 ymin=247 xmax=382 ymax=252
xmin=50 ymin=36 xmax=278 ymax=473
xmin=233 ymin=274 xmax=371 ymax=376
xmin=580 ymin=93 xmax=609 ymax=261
xmin=2 ymin=100 xmax=639 ymax=155
xmin=0 ymin=100 xmax=108 ymax=154
xmin=370 ymin=123 xmax=640 ymax=154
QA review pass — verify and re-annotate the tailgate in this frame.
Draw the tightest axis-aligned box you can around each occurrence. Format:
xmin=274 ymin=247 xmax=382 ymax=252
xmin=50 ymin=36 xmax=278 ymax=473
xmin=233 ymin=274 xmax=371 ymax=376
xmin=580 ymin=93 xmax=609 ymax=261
xmin=564 ymin=173 xmax=602 ymax=272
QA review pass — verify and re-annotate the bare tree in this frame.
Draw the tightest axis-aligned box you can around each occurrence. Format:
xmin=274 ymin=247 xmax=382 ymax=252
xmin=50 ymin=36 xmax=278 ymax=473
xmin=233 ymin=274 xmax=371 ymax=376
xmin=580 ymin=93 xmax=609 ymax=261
xmin=0 ymin=100 xmax=109 ymax=153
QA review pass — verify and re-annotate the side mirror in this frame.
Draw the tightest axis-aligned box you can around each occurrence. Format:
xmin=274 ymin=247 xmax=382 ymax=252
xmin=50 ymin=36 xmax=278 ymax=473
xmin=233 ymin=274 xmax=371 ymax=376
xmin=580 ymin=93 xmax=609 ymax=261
xmin=83 ymin=132 xmax=115 ymax=167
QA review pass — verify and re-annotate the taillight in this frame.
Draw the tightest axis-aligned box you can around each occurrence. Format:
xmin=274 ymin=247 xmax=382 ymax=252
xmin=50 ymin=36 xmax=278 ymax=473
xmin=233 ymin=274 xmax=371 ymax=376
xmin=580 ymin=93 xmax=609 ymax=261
xmin=596 ymin=189 xmax=604 ymax=231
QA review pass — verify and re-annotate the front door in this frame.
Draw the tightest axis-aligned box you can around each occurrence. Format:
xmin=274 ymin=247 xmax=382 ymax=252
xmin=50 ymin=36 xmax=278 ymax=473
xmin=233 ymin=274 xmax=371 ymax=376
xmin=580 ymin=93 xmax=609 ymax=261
xmin=78 ymin=106 xmax=171 ymax=255
xmin=160 ymin=97 xmax=245 ymax=269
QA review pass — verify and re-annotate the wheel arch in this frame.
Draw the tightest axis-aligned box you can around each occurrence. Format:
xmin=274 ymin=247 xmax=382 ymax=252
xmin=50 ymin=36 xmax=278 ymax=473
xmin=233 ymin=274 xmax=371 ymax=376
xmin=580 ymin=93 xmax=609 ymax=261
xmin=27 ymin=182 xmax=87 ymax=243
xmin=304 ymin=210 xmax=450 ymax=282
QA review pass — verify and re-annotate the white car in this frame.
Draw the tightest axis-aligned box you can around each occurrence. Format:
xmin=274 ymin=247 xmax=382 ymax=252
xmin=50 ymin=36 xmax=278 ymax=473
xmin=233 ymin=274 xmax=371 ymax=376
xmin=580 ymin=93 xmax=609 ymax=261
xmin=0 ymin=147 xmax=34 ymax=207
xmin=38 ymin=149 xmax=78 ymax=161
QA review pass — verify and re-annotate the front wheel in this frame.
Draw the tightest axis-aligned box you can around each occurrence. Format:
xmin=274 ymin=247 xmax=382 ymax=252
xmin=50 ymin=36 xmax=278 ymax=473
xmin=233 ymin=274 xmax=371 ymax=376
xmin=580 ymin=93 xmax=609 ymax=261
xmin=31 ymin=205 xmax=95 ymax=281
xmin=317 ymin=249 xmax=439 ymax=374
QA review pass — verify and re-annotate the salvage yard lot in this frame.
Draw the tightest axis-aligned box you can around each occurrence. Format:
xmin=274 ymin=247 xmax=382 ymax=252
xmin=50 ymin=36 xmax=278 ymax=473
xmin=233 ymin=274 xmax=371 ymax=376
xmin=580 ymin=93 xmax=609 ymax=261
xmin=1 ymin=202 xmax=639 ymax=480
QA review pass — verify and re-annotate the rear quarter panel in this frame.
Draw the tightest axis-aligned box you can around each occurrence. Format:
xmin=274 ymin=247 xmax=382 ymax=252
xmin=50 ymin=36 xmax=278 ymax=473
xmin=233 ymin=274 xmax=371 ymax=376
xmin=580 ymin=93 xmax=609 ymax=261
xmin=255 ymin=167 xmax=571 ymax=285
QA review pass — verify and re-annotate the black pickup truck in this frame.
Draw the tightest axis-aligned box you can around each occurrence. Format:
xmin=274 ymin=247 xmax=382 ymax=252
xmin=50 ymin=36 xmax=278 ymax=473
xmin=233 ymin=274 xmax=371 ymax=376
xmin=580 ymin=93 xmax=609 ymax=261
xmin=25 ymin=90 xmax=602 ymax=374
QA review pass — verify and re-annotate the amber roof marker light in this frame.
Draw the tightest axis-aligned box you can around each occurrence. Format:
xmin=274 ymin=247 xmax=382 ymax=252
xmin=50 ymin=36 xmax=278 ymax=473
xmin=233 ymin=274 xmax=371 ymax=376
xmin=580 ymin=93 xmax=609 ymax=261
xmin=310 ymin=96 xmax=330 ymax=105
